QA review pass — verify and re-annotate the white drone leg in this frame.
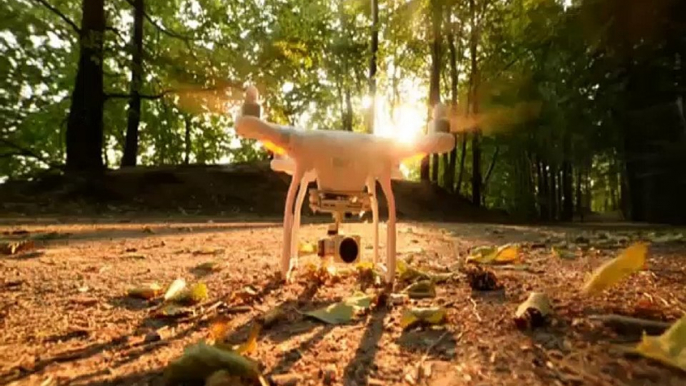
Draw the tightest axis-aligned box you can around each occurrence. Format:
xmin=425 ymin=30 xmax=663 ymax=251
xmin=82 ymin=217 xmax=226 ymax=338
xmin=290 ymin=174 xmax=310 ymax=268
xmin=379 ymin=175 xmax=396 ymax=285
xmin=281 ymin=168 xmax=304 ymax=282
xmin=366 ymin=178 xmax=379 ymax=265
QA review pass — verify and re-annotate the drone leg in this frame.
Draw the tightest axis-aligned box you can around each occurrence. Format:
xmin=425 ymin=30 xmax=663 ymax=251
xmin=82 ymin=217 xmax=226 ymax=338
xmin=379 ymin=175 xmax=396 ymax=285
xmin=282 ymin=168 xmax=304 ymax=282
xmin=290 ymin=175 xmax=310 ymax=268
xmin=366 ymin=178 xmax=379 ymax=265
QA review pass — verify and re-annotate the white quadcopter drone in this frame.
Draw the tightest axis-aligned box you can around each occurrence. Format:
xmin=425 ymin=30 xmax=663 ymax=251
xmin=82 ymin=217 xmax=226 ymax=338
xmin=234 ymin=100 xmax=455 ymax=285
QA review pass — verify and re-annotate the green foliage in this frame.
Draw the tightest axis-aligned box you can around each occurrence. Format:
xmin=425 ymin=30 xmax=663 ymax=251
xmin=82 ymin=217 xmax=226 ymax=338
xmin=1 ymin=0 xmax=684 ymax=223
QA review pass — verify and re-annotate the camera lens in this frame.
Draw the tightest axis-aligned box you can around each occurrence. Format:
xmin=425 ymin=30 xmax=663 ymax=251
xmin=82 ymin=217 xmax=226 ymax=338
xmin=338 ymin=237 xmax=359 ymax=263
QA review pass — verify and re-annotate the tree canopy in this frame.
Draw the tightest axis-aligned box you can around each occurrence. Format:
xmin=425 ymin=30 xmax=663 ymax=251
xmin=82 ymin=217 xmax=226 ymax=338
xmin=1 ymin=0 xmax=685 ymax=223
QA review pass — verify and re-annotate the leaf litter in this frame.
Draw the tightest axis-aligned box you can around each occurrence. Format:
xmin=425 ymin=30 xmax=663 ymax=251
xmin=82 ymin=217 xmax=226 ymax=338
xmin=3 ymin=221 xmax=685 ymax=386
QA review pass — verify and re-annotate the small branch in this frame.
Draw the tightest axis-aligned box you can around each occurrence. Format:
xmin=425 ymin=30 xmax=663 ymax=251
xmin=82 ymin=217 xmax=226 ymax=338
xmin=588 ymin=314 xmax=671 ymax=336
xmin=31 ymin=0 xmax=80 ymax=34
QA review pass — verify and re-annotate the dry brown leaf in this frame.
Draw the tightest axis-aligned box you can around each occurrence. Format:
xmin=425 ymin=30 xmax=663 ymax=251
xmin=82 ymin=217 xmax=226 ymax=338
xmin=514 ymin=292 xmax=552 ymax=330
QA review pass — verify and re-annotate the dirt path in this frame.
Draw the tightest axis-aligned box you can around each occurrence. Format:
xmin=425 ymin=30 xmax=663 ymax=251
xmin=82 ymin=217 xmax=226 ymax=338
xmin=1 ymin=218 xmax=685 ymax=386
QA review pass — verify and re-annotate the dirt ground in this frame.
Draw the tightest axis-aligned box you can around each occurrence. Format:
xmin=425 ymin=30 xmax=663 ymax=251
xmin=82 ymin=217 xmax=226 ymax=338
xmin=1 ymin=216 xmax=685 ymax=386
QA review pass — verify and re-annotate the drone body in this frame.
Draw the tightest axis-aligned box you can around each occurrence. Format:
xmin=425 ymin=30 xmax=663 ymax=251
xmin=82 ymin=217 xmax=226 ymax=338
xmin=234 ymin=115 xmax=455 ymax=284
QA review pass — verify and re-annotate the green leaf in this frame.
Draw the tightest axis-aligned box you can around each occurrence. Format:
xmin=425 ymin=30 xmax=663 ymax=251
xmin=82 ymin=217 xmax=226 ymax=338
xmin=303 ymin=292 xmax=372 ymax=324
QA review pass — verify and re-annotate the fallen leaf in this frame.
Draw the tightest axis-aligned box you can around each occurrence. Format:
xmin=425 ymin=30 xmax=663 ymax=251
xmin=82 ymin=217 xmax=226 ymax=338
xmin=303 ymin=292 xmax=372 ymax=324
xmin=634 ymin=315 xmax=686 ymax=371
xmin=582 ymin=242 xmax=649 ymax=295
xmin=142 ymin=226 xmax=155 ymax=234
xmin=466 ymin=244 xmax=519 ymax=265
xmin=195 ymin=261 xmax=223 ymax=272
xmin=397 ymin=259 xmax=431 ymax=282
xmin=164 ymin=278 xmax=187 ymax=301
xmin=163 ymin=341 xmax=267 ymax=386
xmin=0 ymin=240 xmax=35 ymax=255
xmin=648 ymin=232 xmax=684 ymax=244
xmin=400 ymin=307 xmax=447 ymax=329
xmin=514 ymin=292 xmax=553 ymax=330
xmin=154 ymin=304 xmax=195 ymax=319
xmin=551 ymin=246 xmax=576 ymax=260
xmin=176 ymin=282 xmax=209 ymax=305
xmin=234 ymin=321 xmax=262 ymax=355
xmin=298 ymin=241 xmax=317 ymax=256
xmin=403 ymin=280 xmax=436 ymax=299
xmin=228 ymin=285 xmax=260 ymax=305
xmin=127 ymin=283 xmax=163 ymax=300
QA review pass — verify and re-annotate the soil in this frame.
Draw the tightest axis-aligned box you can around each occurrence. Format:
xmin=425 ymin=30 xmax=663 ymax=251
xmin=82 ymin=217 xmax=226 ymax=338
xmin=1 ymin=218 xmax=685 ymax=386
xmin=0 ymin=166 xmax=685 ymax=386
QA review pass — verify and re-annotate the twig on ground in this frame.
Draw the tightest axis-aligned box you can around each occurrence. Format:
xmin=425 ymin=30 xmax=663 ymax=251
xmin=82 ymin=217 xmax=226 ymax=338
xmin=588 ymin=314 xmax=671 ymax=336
xmin=469 ymin=297 xmax=482 ymax=322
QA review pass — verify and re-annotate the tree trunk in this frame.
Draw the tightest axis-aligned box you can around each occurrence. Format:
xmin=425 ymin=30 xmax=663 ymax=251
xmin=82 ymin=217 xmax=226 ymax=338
xmin=423 ymin=0 xmax=443 ymax=183
xmin=184 ymin=114 xmax=191 ymax=165
xmin=367 ymin=0 xmax=379 ymax=134
xmin=65 ymin=0 xmax=106 ymax=172
xmin=576 ymin=167 xmax=583 ymax=221
xmin=549 ymin=166 xmax=558 ymax=220
xmin=456 ymin=135 xmax=467 ymax=194
xmin=561 ymin=160 xmax=573 ymax=221
xmin=121 ymin=0 xmax=144 ymax=167
xmin=469 ymin=0 xmax=481 ymax=206
xmin=444 ymin=11 xmax=458 ymax=192
xmin=537 ymin=160 xmax=549 ymax=220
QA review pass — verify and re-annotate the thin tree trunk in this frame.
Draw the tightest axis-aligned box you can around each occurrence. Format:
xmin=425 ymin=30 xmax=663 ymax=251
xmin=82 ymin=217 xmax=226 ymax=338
xmin=456 ymin=135 xmax=467 ymax=194
xmin=121 ymin=0 xmax=144 ymax=167
xmin=367 ymin=0 xmax=379 ymax=134
xmin=562 ymin=160 xmax=573 ymax=220
xmin=549 ymin=165 xmax=558 ymax=220
xmin=65 ymin=0 xmax=106 ymax=172
xmin=482 ymin=145 xmax=499 ymax=192
xmin=423 ymin=0 xmax=443 ymax=183
xmin=576 ymin=167 xmax=583 ymax=221
xmin=469 ymin=0 xmax=481 ymax=205
xmin=184 ymin=114 xmax=191 ymax=165
xmin=443 ymin=9 xmax=458 ymax=191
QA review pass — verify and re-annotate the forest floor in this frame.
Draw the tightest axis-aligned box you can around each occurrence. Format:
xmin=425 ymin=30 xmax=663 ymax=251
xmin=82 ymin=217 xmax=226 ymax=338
xmin=1 ymin=216 xmax=686 ymax=386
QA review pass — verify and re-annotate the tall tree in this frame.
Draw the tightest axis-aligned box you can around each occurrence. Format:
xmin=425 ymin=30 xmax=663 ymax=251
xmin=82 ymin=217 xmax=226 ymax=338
xmin=121 ymin=0 xmax=145 ymax=167
xmin=423 ymin=0 xmax=443 ymax=182
xmin=65 ymin=0 xmax=106 ymax=172
xmin=468 ymin=0 xmax=481 ymax=205
xmin=367 ymin=0 xmax=379 ymax=134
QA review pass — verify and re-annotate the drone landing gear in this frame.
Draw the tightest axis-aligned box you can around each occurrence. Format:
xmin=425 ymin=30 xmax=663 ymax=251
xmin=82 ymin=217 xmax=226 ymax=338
xmin=280 ymin=169 xmax=395 ymax=285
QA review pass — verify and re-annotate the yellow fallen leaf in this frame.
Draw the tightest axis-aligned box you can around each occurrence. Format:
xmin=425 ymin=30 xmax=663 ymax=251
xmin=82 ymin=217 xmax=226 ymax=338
xmin=127 ymin=283 xmax=163 ymax=300
xmin=234 ymin=321 xmax=262 ymax=355
xmin=494 ymin=244 xmax=519 ymax=263
xmin=298 ymin=241 xmax=317 ymax=256
xmin=634 ymin=315 xmax=686 ymax=371
xmin=582 ymin=242 xmax=649 ymax=295
xmin=397 ymin=259 xmax=431 ymax=282
xmin=466 ymin=244 xmax=519 ymax=265
xmin=400 ymin=307 xmax=447 ymax=329
xmin=164 ymin=278 xmax=187 ymax=301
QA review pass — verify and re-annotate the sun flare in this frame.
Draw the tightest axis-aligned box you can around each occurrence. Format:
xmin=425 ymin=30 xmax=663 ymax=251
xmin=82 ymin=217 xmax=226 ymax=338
xmin=373 ymin=96 xmax=426 ymax=145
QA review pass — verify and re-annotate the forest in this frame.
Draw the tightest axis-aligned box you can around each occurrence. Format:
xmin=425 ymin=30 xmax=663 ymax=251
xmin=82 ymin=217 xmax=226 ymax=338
xmin=1 ymin=0 xmax=684 ymax=223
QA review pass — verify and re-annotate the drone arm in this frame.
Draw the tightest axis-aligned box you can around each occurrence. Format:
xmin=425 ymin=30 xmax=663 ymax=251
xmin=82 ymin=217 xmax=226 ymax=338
xmin=378 ymin=174 xmax=396 ymax=285
xmin=235 ymin=116 xmax=293 ymax=152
